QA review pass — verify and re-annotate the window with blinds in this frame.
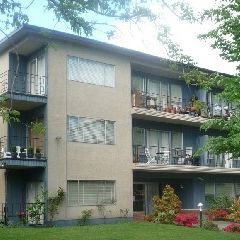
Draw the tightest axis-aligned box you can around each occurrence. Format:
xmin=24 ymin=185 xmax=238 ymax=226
xmin=68 ymin=56 xmax=115 ymax=87
xmin=68 ymin=116 xmax=115 ymax=145
xmin=68 ymin=180 xmax=116 ymax=206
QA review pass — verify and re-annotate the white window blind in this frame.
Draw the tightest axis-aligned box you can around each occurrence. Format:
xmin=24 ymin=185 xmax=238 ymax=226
xmin=68 ymin=116 xmax=115 ymax=145
xmin=68 ymin=56 xmax=115 ymax=87
xmin=68 ymin=180 xmax=115 ymax=206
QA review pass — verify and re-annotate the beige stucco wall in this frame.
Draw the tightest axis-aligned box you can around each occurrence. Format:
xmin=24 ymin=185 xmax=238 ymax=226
xmin=0 ymin=50 xmax=9 ymax=94
xmin=47 ymin=41 xmax=133 ymax=220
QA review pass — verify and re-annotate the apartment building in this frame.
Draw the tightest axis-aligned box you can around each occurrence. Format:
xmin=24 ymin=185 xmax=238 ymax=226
xmin=0 ymin=25 xmax=240 ymax=224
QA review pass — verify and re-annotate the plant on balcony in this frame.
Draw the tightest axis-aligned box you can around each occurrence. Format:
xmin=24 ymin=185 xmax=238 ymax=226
xmin=27 ymin=147 xmax=34 ymax=158
xmin=35 ymin=148 xmax=42 ymax=160
xmin=11 ymin=146 xmax=18 ymax=159
xmin=152 ymin=185 xmax=181 ymax=224
xmin=30 ymin=121 xmax=46 ymax=135
xmin=19 ymin=147 xmax=26 ymax=159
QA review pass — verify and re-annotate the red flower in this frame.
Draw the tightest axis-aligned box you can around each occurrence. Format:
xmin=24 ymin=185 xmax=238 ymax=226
xmin=175 ymin=213 xmax=199 ymax=227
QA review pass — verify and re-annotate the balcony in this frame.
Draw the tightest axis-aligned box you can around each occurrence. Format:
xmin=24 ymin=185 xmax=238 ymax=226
xmin=0 ymin=70 xmax=47 ymax=110
xmin=131 ymin=91 xmax=233 ymax=126
xmin=133 ymin=145 xmax=240 ymax=173
xmin=0 ymin=136 xmax=47 ymax=169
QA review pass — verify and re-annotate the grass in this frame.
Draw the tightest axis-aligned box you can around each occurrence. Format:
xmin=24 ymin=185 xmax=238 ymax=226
xmin=1 ymin=222 xmax=240 ymax=240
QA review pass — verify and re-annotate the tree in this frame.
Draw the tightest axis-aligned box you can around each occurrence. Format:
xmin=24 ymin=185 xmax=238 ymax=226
xmin=179 ymin=1 xmax=240 ymax=158
xmin=0 ymin=0 xmax=194 ymax=122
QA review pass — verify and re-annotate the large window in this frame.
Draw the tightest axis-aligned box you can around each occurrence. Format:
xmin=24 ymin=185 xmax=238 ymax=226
xmin=68 ymin=116 xmax=115 ymax=145
xmin=68 ymin=180 xmax=116 ymax=206
xmin=68 ymin=56 xmax=115 ymax=87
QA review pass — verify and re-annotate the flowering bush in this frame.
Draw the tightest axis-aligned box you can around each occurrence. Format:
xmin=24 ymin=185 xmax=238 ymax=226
xmin=224 ymin=223 xmax=240 ymax=233
xmin=206 ymin=208 xmax=229 ymax=221
xmin=152 ymin=185 xmax=181 ymax=224
xmin=175 ymin=213 xmax=198 ymax=227
xmin=227 ymin=197 xmax=240 ymax=223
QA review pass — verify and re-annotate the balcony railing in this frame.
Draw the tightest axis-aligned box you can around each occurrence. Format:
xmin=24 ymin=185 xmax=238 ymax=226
xmin=0 ymin=136 xmax=46 ymax=161
xmin=0 ymin=70 xmax=47 ymax=96
xmin=132 ymin=91 xmax=233 ymax=118
xmin=133 ymin=145 xmax=240 ymax=168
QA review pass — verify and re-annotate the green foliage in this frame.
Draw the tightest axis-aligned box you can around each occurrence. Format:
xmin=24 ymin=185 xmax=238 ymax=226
xmin=30 ymin=121 xmax=46 ymax=135
xmin=48 ymin=187 xmax=65 ymax=222
xmin=79 ymin=209 xmax=93 ymax=225
xmin=202 ymin=221 xmax=219 ymax=231
xmin=27 ymin=191 xmax=46 ymax=225
xmin=152 ymin=185 xmax=181 ymax=224
xmin=227 ymin=197 xmax=240 ymax=223
xmin=207 ymin=195 xmax=232 ymax=211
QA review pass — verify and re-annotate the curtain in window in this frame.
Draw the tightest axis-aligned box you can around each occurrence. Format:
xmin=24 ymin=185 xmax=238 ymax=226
xmin=172 ymin=132 xmax=183 ymax=149
xmin=132 ymin=75 xmax=144 ymax=92
xmin=133 ymin=127 xmax=145 ymax=147
xmin=171 ymin=84 xmax=182 ymax=108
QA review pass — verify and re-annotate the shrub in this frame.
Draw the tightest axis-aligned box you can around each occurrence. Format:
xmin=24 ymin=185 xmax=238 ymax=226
xmin=202 ymin=221 xmax=219 ymax=231
xmin=206 ymin=208 xmax=229 ymax=221
xmin=144 ymin=215 xmax=154 ymax=222
xmin=152 ymin=185 xmax=181 ymax=224
xmin=224 ymin=223 xmax=240 ymax=233
xmin=226 ymin=197 xmax=240 ymax=223
xmin=175 ymin=213 xmax=198 ymax=227
xmin=79 ymin=209 xmax=93 ymax=225
xmin=207 ymin=195 xmax=232 ymax=211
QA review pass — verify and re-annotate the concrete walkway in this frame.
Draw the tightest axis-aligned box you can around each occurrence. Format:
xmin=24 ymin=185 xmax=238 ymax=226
xmin=213 ymin=221 xmax=231 ymax=230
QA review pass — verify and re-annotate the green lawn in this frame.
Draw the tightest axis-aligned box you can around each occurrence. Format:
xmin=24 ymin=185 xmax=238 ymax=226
xmin=1 ymin=222 xmax=240 ymax=240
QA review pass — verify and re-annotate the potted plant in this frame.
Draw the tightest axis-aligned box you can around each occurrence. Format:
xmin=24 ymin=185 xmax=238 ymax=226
xmin=27 ymin=147 xmax=34 ymax=158
xmin=19 ymin=147 xmax=26 ymax=159
xmin=11 ymin=146 xmax=18 ymax=159
xmin=35 ymin=148 xmax=42 ymax=160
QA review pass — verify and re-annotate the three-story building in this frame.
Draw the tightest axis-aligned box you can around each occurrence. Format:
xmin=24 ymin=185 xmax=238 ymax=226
xmin=0 ymin=25 xmax=239 ymax=224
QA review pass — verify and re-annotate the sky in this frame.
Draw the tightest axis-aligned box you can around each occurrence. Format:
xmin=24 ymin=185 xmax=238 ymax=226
xmin=0 ymin=0 xmax=237 ymax=74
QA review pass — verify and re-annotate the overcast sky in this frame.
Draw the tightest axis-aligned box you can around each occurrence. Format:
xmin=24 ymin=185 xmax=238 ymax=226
xmin=0 ymin=0 xmax=236 ymax=74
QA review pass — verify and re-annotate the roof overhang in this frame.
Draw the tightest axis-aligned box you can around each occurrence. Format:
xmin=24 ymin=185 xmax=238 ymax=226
xmin=133 ymin=164 xmax=240 ymax=175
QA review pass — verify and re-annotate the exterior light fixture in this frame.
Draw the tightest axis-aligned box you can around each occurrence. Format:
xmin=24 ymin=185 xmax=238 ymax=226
xmin=197 ymin=202 xmax=203 ymax=227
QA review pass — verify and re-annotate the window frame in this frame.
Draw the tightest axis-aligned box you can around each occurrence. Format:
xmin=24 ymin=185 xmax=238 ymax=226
xmin=67 ymin=56 xmax=115 ymax=88
xmin=67 ymin=115 xmax=116 ymax=145
xmin=67 ymin=180 xmax=116 ymax=206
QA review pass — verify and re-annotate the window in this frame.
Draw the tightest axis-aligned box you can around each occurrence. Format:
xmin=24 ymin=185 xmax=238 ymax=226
xmin=68 ymin=180 xmax=116 ymax=206
xmin=68 ymin=116 xmax=115 ymax=145
xmin=68 ymin=56 xmax=115 ymax=87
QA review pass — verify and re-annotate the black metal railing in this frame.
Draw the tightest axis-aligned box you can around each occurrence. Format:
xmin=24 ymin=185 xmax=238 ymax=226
xmin=0 ymin=70 xmax=47 ymax=96
xmin=131 ymin=91 xmax=234 ymax=118
xmin=133 ymin=145 xmax=240 ymax=168
xmin=133 ymin=145 xmax=196 ymax=165
xmin=0 ymin=136 xmax=46 ymax=160
xmin=0 ymin=202 xmax=45 ymax=225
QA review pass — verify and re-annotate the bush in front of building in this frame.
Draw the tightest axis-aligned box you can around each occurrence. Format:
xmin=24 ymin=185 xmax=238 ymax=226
xmin=224 ymin=223 xmax=240 ymax=233
xmin=152 ymin=185 xmax=181 ymax=224
xmin=206 ymin=195 xmax=232 ymax=221
xmin=175 ymin=213 xmax=198 ymax=227
xmin=202 ymin=220 xmax=219 ymax=231
xmin=226 ymin=197 xmax=240 ymax=223
xmin=206 ymin=209 xmax=229 ymax=221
